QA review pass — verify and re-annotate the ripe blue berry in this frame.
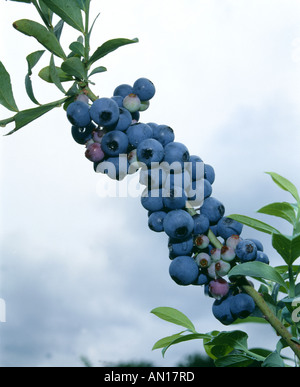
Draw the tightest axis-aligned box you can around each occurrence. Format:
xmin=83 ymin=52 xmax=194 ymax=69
xmin=126 ymin=123 xmax=153 ymax=148
xmin=193 ymin=214 xmax=210 ymax=235
xmin=189 ymin=155 xmax=204 ymax=181
xmin=169 ymin=255 xmax=199 ymax=286
xmin=113 ymin=83 xmax=133 ymax=98
xmin=101 ymin=130 xmax=129 ymax=157
xmin=212 ymin=295 xmax=236 ymax=325
xmin=141 ymin=188 xmax=164 ymax=212
xmin=133 ymin=78 xmax=156 ymax=101
xmin=168 ymin=236 xmax=194 ymax=258
xmin=96 ymin=155 xmax=129 ymax=180
xmin=148 ymin=211 xmax=166 ymax=232
xmin=235 ymin=240 xmax=257 ymax=262
xmin=163 ymin=209 xmax=194 ymax=240
xmin=67 ymin=100 xmax=91 ymax=128
xmin=163 ymin=187 xmax=187 ymax=210
xmin=230 ymin=293 xmax=255 ymax=319
xmin=90 ymin=98 xmax=120 ymax=126
xmin=71 ymin=122 xmax=95 ymax=144
xmin=200 ymin=197 xmax=225 ymax=224
xmin=106 ymin=107 xmax=132 ymax=131
xmin=255 ymin=251 xmax=269 ymax=264
xmin=204 ymin=164 xmax=215 ymax=184
xmin=217 ymin=217 xmax=243 ymax=240
xmin=163 ymin=142 xmax=190 ymax=172
xmin=136 ymin=138 xmax=164 ymax=166
xmin=248 ymin=238 xmax=264 ymax=252
xmin=152 ymin=125 xmax=175 ymax=146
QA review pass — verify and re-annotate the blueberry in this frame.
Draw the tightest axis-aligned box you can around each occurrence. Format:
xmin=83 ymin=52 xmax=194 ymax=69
xmin=141 ymin=188 xmax=164 ymax=212
xmin=71 ymin=122 xmax=95 ymax=144
xmin=217 ymin=217 xmax=243 ymax=240
xmin=164 ymin=170 xmax=192 ymax=192
xmin=169 ymin=256 xmax=199 ymax=286
xmin=106 ymin=107 xmax=132 ymax=132
xmin=139 ymin=165 xmax=167 ymax=189
xmin=189 ymin=155 xmax=204 ymax=181
xmin=230 ymin=293 xmax=255 ymax=319
xmin=137 ymin=138 xmax=165 ymax=167
xmin=126 ymin=123 xmax=153 ymax=148
xmin=193 ymin=273 xmax=209 ymax=286
xmin=85 ymin=142 xmax=105 ymax=162
xmin=96 ymin=155 xmax=129 ymax=180
xmin=111 ymin=95 xmax=124 ymax=107
xmin=163 ymin=186 xmax=187 ymax=210
xmin=163 ymin=142 xmax=190 ymax=171
xmin=67 ymin=100 xmax=91 ymax=128
xmin=123 ymin=94 xmax=141 ymax=113
xmin=235 ymin=240 xmax=257 ymax=262
xmin=248 ymin=238 xmax=264 ymax=252
xmin=163 ymin=209 xmax=194 ymax=240
xmin=212 ymin=295 xmax=236 ymax=325
xmin=193 ymin=214 xmax=210 ymax=235
xmin=204 ymin=164 xmax=215 ymax=184
xmin=113 ymin=84 xmax=133 ymax=98
xmin=168 ymin=236 xmax=194 ymax=258
xmin=148 ymin=211 xmax=167 ymax=232
xmin=152 ymin=125 xmax=175 ymax=146
xmin=200 ymin=197 xmax=225 ymax=224
xmin=101 ymin=130 xmax=129 ymax=157
xmin=255 ymin=251 xmax=269 ymax=264
xmin=90 ymin=98 xmax=120 ymax=126
xmin=133 ymin=78 xmax=156 ymax=101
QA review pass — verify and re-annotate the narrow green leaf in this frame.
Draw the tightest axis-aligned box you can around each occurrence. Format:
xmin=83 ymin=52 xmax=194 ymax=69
xmin=257 ymin=202 xmax=296 ymax=226
xmin=69 ymin=41 xmax=85 ymax=57
xmin=49 ymin=55 xmax=66 ymax=93
xmin=266 ymin=172 xmax=300 ymax=203
xmin=8 ymin=0 xmax=31 ymax=3
xmin=4 ymin=98 xmax=67 ymax=135
xmin=13 ymin=19 xmax=66 ymax=59
xmin=42 ymin=0 xmax=84 ymax=32
xmin=152 ymin=332 xmax=187 ymax=350
xmin=38 ymin=0 xmax=53 ymax=26
xmin=0 ymin=62 xmax=19 ymax=112
xmin=53 ymin=19 xmax=64 ymax=41
xmin=161 ymin=333 xmax=211 ymax=357
xmin=88 ymin=38 xmax=139 ymax=67
xmin=39 ymin=66 xmax=73 ymax=83
xmin=151 ymin=307 xmax=196 ymax=332
xmin=25 ymin=50 xmax=45 ymax=105
xmin=0 ymin=116 xmax=16 ymax=127
xmin=74 ymin=0 xmax=87 ymax=11
xmin=272 ymin=232 xmax=300 ymax=266
xmin=89 ymin=66 xmax=107 ymax=77
xmin=232 ymin=316 xmax=269 ymax=325
xmin=228 ymin=214 xmax=280 ymax=235
xmin=61 ymin=57 xmax=87 ymax=80
xmin=228 ymin=261 xmax=287 ymax=289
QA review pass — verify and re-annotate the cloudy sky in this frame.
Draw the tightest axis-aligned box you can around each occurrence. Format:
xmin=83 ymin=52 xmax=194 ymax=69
xmin=0 ymin=0 xmax=300 ymax=367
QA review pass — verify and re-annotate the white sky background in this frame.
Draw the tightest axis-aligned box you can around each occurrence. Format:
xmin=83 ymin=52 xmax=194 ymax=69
xmin=0 ymin=0 xmax=300 ymax=367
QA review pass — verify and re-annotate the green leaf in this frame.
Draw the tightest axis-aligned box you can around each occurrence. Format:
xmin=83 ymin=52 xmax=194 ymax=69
xmin=257 ymin=202 xmax=296 ymax=226
xmin=0 ymin=61 xmax=19 ymax=112
xmin=25 ymin=50 xmax=45 ymax=105
xmin=232 ymin=316 xmax=269 ymax=325
xmin=215 ymin=353 xmax=258 ymax=367
xmin=228 ymin=214 xmax=280 ymax=235
xmin=42 ymin=0 xmax=84 ymax=32
xmin=53 ymin=19 xmax=64 ymax=41
xmin=13 ymin=19 xmax=66 ymax=59
xmin=205 ymin=330 xmax=249 ymax=354
xmin=266 ymin=172 xmax=300 ymax=203
xmin=89 ymin=66 xmax=107 ymax=77
xmin=61 ymin=57 xmax=87 ymax=80
xmin=228 ymin=261 xmax=287 ymax=289
xmin=161 ymin=333 xmax=211 ymax=357
xmin=152 ymin=332 xmax=187 ymax=350
xmin=0 ymin=116 xmax=15 ymax=127
xmin=150 ymin=307 xmax=196 ymax=332
xmin=69 ymin=41 xmax=85 ymax=57
xmin=39 ymin=66 xmax=73 ymax=83
xmin=49 ymin=55 xmax=66 ymax=93
xmin=4 ymin=98 xmax=67 ymax=135
xmin=38 ymin=0 xmax=53 ymax=26
xmin=262 ymin=351 xmax=285 ymax=367
xmin=8 ymin=0 xmax=31 ymax=3
xmin=88 ymin=38 xmax=139 ymax=67
xmin=272 ymin=232 xmax=300 ymax=266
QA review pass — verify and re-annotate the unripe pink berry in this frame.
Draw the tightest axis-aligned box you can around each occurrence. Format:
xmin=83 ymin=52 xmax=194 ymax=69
xmin=226 ymin=235 xmax=242 ymax=250
xmin=221 ymin=245 xmax=236 ymax=262
xmin=85 ymin=142 xmax=105 ymax=162
xmin=209 ymin=278 xmax=230 ymax=300
xmin=195 ymin=252 xmax=211 ymax=268
xmin=210 ymin=248 xmax=221 ymax=262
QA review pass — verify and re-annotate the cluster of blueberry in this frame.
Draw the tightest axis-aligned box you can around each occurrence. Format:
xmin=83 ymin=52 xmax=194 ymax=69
xmin=66 ymin=77 xmax=270 ymax=326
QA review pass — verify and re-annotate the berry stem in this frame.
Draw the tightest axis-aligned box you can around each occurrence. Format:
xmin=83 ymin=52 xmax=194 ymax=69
xmin=237 ymin=277 xmax=300 ymax=361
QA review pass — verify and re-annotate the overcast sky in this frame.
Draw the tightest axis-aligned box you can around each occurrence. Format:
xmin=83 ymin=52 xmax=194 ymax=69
xmin=0 ymin=0 xmax=300 ymax=367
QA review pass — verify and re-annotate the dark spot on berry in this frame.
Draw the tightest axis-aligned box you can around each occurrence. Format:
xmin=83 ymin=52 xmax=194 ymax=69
xmin=100 ymin=111 xmax=112 ymax=122
xmin=176 ymin=226 xmax=188 ymax=238
xmin=142 ymin=148 xmax=153 ymax=159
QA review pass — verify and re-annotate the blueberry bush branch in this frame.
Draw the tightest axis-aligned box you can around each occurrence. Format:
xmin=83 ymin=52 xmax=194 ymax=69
xmin=2 ymin=0 xmax=300 ymax=368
